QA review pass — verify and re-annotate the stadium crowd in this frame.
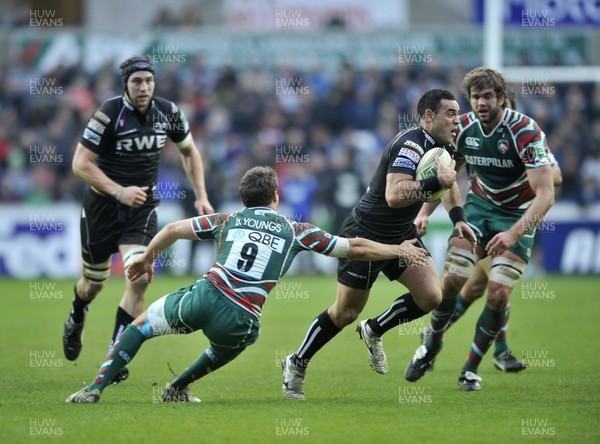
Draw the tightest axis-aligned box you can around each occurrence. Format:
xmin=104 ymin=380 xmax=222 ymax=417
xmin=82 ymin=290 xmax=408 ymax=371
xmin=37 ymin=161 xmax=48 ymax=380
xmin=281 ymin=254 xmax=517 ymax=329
xmin=1 ymin=58 xmax=599 ymax=230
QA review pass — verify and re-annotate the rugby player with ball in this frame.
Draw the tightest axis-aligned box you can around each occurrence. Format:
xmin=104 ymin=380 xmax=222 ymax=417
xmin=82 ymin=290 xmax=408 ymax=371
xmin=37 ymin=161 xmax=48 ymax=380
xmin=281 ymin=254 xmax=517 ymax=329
xmin=282 ymin=89 xmax=477 ymax=399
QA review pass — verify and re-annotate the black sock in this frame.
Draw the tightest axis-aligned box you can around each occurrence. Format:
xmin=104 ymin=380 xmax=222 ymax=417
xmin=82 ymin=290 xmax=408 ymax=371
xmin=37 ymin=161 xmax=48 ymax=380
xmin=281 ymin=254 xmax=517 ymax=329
xmin=111 ymin=306 xmax=135 ymax=347
xmin=367 ymin=293 xmax=427 ymax=336
xmin=294 ymin=310 xmax=341 ymax=368
xmin=70 ymin=286 xmax=91 ymax=324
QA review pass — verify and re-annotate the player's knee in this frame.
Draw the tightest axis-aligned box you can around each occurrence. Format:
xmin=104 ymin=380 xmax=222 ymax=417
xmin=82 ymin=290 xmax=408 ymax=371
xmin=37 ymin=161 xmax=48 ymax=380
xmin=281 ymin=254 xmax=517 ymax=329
xmin=444 ymin=247 xmax=478 ymax=283
xmin=489 ymin=257 xmax=525 ymax=289
xmin=210 ymin=344 xmax=245 ymax=368
xmin=123 ymin=246 xmax=147 ymax=269
xmin=486 ymin=287 xmax=510 ymax=312
xmin=79 ymin=281 xmax=103 ymax=301
xmin=81 ymin=259 xmax=111 ymax=297
xmin=328 ymin=305 xmax=360 ymax=328
xmin=127 ymin=274 xmax=150 ymax=295
xmin=462 ymin=280 xmax=485 ymax=301
xmin=417 ymin=289 xmax=442 ymax=312
xmin=442 ymin=272 xmax=468 ymax=299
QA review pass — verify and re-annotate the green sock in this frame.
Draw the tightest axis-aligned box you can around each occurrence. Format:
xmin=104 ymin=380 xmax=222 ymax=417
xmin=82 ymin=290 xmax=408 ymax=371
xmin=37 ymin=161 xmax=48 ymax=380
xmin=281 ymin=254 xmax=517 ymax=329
xmin=445 ymin=294 xmax=472 ymax=331
xmin=87 ymin=325 xmax=146 ymax=392
xmin=494 ymin=305 xmax=511 ymax=356
xmin=462 ymin=305 xmax=502 ymax=373
xmin=170 ymin=344 xmax=246 ymax=391
xmin=425 ymin=297 xmax=456 ymax=353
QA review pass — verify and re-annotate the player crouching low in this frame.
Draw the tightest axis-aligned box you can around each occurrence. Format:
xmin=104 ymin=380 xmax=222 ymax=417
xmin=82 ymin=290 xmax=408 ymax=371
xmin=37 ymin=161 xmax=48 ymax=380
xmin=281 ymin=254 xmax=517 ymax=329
xmin=65 ymin=166 xmax=428 ymax=403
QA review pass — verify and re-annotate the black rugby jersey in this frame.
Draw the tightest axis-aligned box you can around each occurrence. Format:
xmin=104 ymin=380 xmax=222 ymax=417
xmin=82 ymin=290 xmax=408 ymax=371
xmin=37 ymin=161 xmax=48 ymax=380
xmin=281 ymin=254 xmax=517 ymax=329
xmin=352 ymin=127 xmax=451 ymax=238
xmin=80 ymin=95 xmax=191 ymax=192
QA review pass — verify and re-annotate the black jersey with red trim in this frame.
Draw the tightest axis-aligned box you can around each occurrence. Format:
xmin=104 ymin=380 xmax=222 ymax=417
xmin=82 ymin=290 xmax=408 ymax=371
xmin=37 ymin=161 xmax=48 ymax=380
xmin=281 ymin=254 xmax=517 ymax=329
xmin=352 ymin=127 xmax=452 ymax=239
xmin=80 ymin=95 xmax=191 ymax=190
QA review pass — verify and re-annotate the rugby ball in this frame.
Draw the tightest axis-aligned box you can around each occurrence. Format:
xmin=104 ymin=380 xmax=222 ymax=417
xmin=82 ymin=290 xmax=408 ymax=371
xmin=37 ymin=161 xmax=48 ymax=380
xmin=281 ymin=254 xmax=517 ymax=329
xmin=415 ymin=147 xmax=453 ymax=202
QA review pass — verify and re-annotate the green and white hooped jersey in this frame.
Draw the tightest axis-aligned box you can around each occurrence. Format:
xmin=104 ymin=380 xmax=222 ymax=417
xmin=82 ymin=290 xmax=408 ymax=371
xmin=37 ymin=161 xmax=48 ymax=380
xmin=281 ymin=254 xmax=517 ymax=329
xmin=455 ymin=108 xmax=552 ymax=211
xmin=190 ymin=207 xmax=346 ymax=318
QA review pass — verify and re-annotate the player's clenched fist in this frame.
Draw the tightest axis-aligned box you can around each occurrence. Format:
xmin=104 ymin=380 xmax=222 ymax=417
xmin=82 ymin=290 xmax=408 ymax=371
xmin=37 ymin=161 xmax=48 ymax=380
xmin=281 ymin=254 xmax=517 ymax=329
xmin=118 ymin=186 xmax=149 ymax=208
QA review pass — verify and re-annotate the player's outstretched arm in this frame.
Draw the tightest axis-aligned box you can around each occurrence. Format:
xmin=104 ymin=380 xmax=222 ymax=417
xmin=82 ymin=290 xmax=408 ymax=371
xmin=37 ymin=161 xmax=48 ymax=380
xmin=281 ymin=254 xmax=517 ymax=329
xmin=551 ymin=164 xmax=563 ymax=187
xmin=127 ymin=218 xmax=199 ymax=283
xmin=347 ymin=238 xmax=428 ymax=264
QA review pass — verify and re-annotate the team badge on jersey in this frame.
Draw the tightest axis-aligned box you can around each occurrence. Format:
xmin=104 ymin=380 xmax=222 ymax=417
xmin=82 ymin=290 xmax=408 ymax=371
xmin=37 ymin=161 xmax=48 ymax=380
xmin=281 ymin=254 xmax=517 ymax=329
xmin=497 ymin=139 xmax=509 ymax=154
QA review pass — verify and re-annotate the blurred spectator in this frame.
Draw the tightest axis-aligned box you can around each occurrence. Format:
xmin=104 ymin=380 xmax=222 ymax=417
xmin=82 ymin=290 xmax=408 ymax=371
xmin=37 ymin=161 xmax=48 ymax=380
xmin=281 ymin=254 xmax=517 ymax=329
xmin=581 ymin=148 xmax=600 ymax=205
xmin=1 ymin=54 xmax=598 ymax=220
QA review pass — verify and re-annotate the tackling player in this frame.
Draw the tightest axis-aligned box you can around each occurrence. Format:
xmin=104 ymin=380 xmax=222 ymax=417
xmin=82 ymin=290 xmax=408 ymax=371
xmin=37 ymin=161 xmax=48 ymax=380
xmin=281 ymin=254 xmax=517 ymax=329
xmin=62 ymin=55 xmax=214 ymax=383
xmin=65 ymin=166 xmax=428 ymax=403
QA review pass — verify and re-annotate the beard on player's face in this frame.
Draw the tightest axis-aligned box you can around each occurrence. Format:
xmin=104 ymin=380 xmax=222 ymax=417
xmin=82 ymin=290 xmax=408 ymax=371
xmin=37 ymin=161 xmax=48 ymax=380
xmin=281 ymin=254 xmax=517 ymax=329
xmin=478 ymin=103 xmax=501 ymax=124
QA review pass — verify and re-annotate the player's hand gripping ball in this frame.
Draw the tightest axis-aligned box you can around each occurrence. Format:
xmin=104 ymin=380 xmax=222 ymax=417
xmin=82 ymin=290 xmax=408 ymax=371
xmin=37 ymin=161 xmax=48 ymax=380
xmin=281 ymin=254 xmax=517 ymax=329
xmin=415 ymin=147 xmax=453 ymax=202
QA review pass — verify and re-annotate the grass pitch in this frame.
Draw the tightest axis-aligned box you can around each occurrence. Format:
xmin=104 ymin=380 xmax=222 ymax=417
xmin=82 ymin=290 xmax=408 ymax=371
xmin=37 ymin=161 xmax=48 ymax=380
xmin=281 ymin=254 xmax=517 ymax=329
xmin=2 ymin=274 xmax=599 ymax=443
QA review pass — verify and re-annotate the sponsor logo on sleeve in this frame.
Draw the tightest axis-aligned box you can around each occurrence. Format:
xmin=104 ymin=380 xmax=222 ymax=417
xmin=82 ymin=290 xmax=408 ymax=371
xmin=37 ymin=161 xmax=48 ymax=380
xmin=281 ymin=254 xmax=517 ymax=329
xmin=403 ymin=140 xmax=424 ymax=155
xmin=93 ymin=110 xmax=111 ymax=124
xmin=87 ymin=119 xmax=105 ymax=135
xmin=83 ymin=129 xmax=101 ymax=145
xmin=399 ymin=147 xmax=422 ymax=164
xmin=392 ymin=158 xmax=416 ymax=170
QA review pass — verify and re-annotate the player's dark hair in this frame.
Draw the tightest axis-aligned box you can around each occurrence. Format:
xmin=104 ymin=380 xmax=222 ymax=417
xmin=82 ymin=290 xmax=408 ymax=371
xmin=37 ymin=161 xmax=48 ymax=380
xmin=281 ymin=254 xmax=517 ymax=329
xmin=417 ymin=89 xmax=456 ymax=118
xmin=461 ymin=67 xmax=508 ymax=103
xmin=119 ymin=55 xmax=154 ymax=91
xmin=239 ymin=166 xmax=278 ymax=207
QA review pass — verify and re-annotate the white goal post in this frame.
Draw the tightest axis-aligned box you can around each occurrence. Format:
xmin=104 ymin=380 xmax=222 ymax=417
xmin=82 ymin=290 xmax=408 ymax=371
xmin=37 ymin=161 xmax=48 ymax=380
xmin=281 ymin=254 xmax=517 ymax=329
xmin=483 ymin=0 xmax=600 ymax=83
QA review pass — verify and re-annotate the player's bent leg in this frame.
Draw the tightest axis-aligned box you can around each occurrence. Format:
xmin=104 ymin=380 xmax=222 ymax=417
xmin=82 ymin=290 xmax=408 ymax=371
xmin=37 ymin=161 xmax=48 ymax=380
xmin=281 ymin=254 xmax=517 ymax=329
xmin=294 ymin=284 xmax=368 ymax=367
xmin=67 ymin=293 xmax=194 ymax=404
xmin=397 ymin=263 xmax=445 ymax=382
xmin=103 ymin=245 xmax=148 ymax=383
xmin=66 ymin=311 xmax=152 ymax=403
xmin=487 ymin=254 xmax=527 ymax=372
xmin=120 ymin=245 xmax=150 ymax=315
xmin=399 ymin=256 xmax=441 ymax=311
xmin=492 ymin=302 xmax=526 ymax=372
xmin=117 ymin=244 xmax=149 ymax=322
xmin=427 ymin=246 xmax=478 ymax=350
xmin=327 ymin=286 xmax=382 ymax=374
xmin=284 ymin=285 xmax=369 ymax=399
xmin=445 ymin=262 xmax=489 ymax=332
xmin=164 ymin=344 xmax=245 ymax=403
xmin=405 ymin=242 xmax=480 ymax=382
xmin=358 ymin=259 xmax=438 ymax=375
xmin=461 ymin=262 xmax=489 ymax=303
xmin=63 ymin=262 xmax=110 ymax=361
xmin=460 ymin=253 xmax=526 ymax=389
xmin=328 ymin=284 xmax=370 ymax=328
